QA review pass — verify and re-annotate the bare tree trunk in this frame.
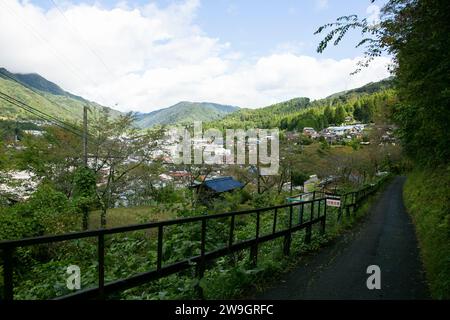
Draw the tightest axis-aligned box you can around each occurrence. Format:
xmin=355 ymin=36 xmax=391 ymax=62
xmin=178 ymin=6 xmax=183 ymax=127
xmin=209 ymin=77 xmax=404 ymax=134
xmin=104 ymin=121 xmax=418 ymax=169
xmin=100 ymin=204 xmax=107 ymax=228
xmin=82 ymin=208 xmax=89 ymax=230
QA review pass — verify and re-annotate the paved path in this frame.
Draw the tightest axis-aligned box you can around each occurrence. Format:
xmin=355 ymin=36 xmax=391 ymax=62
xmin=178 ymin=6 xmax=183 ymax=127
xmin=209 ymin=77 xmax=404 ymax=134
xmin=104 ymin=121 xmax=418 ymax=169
xmin=256 ymin=176 xmax=429 ymax=299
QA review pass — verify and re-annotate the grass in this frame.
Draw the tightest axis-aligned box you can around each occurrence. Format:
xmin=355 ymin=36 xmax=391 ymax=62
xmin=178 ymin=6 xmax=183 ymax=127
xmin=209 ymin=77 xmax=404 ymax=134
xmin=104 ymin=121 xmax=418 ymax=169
xmin=88 ymin=206 xmax=176 ymax=229
xmin=403 ymin=167 xmax=450 ymax=299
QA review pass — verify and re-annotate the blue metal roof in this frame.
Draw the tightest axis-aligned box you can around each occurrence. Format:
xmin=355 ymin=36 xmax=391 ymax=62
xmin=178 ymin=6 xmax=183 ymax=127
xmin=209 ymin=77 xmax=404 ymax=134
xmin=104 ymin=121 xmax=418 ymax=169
xmin=203 ymin=177 xmax=244 ymax=193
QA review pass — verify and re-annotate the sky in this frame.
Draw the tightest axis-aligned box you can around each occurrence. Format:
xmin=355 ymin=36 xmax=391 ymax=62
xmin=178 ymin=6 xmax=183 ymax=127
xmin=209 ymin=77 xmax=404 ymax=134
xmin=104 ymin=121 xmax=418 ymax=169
xmin=0 ymin=0 xmax=391 ymax=112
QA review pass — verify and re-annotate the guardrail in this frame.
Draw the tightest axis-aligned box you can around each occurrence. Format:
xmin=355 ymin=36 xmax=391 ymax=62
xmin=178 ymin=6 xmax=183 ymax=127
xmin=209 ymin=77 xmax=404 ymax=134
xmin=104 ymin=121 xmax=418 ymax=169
xmin=0 ymin=178 xmax=386 ymax=300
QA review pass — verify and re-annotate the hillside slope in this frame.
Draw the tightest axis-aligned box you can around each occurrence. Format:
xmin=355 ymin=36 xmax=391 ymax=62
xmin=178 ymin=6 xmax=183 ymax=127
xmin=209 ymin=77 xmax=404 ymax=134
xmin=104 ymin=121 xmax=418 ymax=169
xmin=0 ymin=68 xmax=121 ymax=123
xmin=206 ymin=77 xmax=395 ymax=129
xmin=207 ymin=97 xmax=311 ymax=129
xmin=135 ymin=101 xmax=239 ymax=128
xmin=403 ymin=168 xmax=450 ymax=299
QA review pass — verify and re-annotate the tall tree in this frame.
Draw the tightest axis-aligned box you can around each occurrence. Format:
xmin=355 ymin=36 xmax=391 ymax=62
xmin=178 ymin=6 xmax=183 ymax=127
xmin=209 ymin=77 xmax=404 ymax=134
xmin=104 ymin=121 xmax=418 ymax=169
xmin=323 ymin=105 xmax=334 ymax=126
xmin=315 ymin=0 xmax=450 ymax=165
xmin=88 ymin=110 xmax=165 ymax=227
xmin=334 ymin=105 xmax=346 ymax=125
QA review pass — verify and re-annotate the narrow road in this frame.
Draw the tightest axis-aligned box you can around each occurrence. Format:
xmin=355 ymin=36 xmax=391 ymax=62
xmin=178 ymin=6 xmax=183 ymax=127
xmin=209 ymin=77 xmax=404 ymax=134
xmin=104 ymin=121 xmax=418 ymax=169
xmin=256 ymin=176 xmax=429 ymax=299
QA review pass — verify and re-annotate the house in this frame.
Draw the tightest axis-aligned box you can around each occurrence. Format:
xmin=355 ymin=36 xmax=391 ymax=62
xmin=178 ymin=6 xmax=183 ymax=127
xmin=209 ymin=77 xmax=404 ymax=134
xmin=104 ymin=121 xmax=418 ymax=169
xmin=285 ymin=131 xmax=300 ymax=141
xmin=22 ymin=130 xmax=44 ymax=137
xmin=303 ymin=127 xmax=317 ymax=137
xmin=191 ymin=176 xmax=244 ymax=196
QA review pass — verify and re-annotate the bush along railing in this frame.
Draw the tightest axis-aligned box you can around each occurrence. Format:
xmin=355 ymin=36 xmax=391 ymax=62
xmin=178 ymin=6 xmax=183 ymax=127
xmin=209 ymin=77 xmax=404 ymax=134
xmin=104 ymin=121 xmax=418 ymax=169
xmin=0 ymin=177 xmax=388 ymax=300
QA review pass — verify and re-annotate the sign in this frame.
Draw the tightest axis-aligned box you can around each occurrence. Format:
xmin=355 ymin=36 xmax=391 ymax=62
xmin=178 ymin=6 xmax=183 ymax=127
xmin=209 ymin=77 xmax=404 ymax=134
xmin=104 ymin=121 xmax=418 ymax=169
xmin=326 ymin=197 xmax=341 ymax=207
xmin=286 ymin=193 xmax=313 ymax=203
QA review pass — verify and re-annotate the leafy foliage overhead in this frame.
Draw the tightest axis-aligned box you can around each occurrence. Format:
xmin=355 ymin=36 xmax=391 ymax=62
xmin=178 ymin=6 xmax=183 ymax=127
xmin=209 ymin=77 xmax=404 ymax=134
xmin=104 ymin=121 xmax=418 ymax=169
xmin=315 ymin=0 xmax=450 ymax=166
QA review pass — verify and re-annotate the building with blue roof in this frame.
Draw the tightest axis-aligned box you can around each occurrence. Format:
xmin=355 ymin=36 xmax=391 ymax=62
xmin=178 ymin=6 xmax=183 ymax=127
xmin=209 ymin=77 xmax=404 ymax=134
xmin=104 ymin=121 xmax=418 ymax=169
xmin=191 ymin=176 xmax=244 ymax=196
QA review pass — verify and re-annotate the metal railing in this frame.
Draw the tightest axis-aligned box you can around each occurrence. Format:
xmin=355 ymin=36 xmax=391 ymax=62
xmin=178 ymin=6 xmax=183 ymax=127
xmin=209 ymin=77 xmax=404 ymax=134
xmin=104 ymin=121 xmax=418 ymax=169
xmin=0 ymin=178 xmax=385 ymax=300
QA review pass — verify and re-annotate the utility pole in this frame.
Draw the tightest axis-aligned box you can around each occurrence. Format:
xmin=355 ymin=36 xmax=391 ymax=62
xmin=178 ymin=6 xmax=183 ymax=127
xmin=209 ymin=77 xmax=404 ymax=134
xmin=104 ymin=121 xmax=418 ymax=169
xmin=82 ymin=105 xmax=89 ymax=231
xmin=14 ymin=120 xmax=19 ymax=144
xmin=257 ymin=164 xmax=261 ymax=194
xmin=83 ymin=105 xmax=88 ymax=167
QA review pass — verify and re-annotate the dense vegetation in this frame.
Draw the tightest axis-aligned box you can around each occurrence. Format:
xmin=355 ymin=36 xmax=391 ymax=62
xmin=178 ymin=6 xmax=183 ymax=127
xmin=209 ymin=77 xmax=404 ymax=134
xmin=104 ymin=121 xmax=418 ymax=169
xmin=403 ymin=168 xmax=450 ymax=299
xmin=316 ymin=0 xmax=450 ymax=299
xmin=206 ymin=81 xmax=396 ymax=131
xmin=1 ymin=0 xmax=449 ymax=300
xmin=316 ymin=0 xmax=449 ymax=167
xmin=0 ymin=100 xmax=399 ymax=299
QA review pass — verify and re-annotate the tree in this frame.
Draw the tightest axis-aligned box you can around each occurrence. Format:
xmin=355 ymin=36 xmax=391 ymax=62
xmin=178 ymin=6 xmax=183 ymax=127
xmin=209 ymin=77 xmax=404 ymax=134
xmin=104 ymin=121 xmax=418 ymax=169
xmin=16 ymin=125 xmax=83 ymax=197
xmin=315 ymin=0 xmax=450 ymax=165
xmin=73 ymin=167 xmax=96 ymax=230
xmin=334 ymin=105 xmax=346 ymax=125
xmin=88 ymin=110 xmax=165 ymax=227
xmin=323 ymin=105 xmax=334 ymax=126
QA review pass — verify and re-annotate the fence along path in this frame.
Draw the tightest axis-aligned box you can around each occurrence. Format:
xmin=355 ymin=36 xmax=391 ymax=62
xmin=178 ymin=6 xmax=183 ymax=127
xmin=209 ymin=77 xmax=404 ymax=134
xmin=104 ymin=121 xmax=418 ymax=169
xmin=0 ymin=179 xmax=384 ymax=300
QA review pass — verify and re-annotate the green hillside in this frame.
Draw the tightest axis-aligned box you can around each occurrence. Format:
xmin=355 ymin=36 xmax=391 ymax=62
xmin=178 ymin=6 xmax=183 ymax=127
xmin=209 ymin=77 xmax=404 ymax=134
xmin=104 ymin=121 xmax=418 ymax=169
xmin=0 ymin=68 xmax=121 ymax=123
xmin=324 ymin=77 xmax=395 ymax=100
xmin=135 ymin=101 xmax=239 ymax=128
xmin=206 ymin=77 xmax=395 ymax=130
xmin=206 ymin=97 xmax=311 ymax=129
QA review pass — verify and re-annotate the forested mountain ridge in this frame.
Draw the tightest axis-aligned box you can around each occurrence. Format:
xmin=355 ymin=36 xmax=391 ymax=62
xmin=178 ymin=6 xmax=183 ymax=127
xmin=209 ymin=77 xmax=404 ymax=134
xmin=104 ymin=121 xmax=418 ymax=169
xmin=325 ymin=77 xmax=395 ymax=101
xmin=135 ymin=101 xmax=239 ymax=128
xmin=0 ymin=68 xmax=122 ymax=122
xmin=206 ymin=77 xmax=396 ymax=130
xmin=0 ymin=68 xmax=85 ymax=101
xmin=0 ymin=65 xmax=394 ymax=132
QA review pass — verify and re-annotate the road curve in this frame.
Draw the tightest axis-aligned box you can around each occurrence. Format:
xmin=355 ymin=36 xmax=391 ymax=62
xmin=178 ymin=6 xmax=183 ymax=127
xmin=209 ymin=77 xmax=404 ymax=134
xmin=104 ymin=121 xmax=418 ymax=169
xmin=256 ymin=176 xmax=429 ymax=300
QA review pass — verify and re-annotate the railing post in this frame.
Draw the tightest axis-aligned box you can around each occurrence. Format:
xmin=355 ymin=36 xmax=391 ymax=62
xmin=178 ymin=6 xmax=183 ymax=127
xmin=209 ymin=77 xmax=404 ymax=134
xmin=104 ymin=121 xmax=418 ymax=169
xmin=317 ymin=199 xmax=321 ymax=219
xmin=272 ymin=208 xmax=278 ymax=234
xmin=250 ymin=212 xmax=260 ymax=266
xmin=98 ymin=234 xmax=105 ymax=299
xmin=196 ymin=219 xmax=206 ymax=299
xmin=299 ymin=203 xmax=304 ymax=225
xmin=157 ymin=225 xmax=163 ymax=271
xmin=228 ymin=215 xmax=236 ymax=266
xmin=2 ymin=247 xmax=14 ymax=301
xmin=283 ymin=206 xmax=293 ymax=256
xmin=321 ymin=199 xmax=327 ymax=235
xmin=305 ymin=199 xmax=314 ymax=244
xmin=337 ymin=201 xmax=343 ymax=222
xmin=344 ymin=194 xmax=349 ymax=217
xmin=229 ymin=215 xmax=235 ymax=248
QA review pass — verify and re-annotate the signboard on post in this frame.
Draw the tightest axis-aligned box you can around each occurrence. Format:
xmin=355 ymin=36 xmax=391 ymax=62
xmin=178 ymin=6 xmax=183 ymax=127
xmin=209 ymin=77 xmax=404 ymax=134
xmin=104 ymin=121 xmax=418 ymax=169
xmin=326 ymin=196 xmax=341 ymax=207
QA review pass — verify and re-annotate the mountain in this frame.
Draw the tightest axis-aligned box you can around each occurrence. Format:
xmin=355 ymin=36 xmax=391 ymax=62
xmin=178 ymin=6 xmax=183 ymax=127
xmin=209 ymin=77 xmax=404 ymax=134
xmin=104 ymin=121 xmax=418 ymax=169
xmin=0 ymin=66 xmax=395 ymax=132
xmin=0 ymin=67 xmax=121 ymax=122
xmin=207 ymin=97 xmax=311 ymax=129
xmin=324 ymin=77 xmax=395 ymax=100
xmin=207 ymin=77 xmax=396 ymax=129
xmin=135 ymin=101 xmax=239 ymax=128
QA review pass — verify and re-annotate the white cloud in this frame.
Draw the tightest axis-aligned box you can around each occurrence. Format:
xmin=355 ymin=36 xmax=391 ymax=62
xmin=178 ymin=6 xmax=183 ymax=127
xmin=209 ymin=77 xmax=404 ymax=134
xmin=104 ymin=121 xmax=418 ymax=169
xmin=367 ymin=4 xmax=381 ymax=25
xmin=0 ymin=0 xmax=391 ymax=112
xmin=315 ymin=0 xmax=329 ymax=10
xmin=226 ymin=3 xmax=238 ymax=16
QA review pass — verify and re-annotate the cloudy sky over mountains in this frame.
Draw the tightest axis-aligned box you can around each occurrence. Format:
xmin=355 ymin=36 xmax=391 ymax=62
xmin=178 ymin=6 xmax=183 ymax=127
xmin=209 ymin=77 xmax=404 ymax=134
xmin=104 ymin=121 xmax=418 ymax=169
xmin=0 ymin=0 xmax=391 ymax=112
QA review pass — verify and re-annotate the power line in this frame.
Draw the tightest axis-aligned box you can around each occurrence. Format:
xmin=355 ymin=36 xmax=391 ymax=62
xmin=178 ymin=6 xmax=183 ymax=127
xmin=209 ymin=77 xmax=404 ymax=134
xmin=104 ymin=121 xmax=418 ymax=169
xmin=0 ymin=0 xmax=92 ymax=87
xmin=48 ymin=0 xmax=114 ymax=77
xmin=0 ymin=0 xmax=111 ymax=104
xmin=0 ymin=91 xmax=84 ymax=137
xmin=0 ymin=71 xmax=85 ymax=132
xmin=0 ymin=90 xmax=82 ymax=133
